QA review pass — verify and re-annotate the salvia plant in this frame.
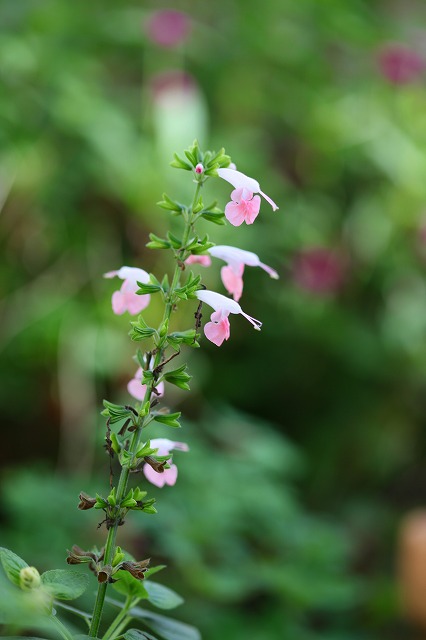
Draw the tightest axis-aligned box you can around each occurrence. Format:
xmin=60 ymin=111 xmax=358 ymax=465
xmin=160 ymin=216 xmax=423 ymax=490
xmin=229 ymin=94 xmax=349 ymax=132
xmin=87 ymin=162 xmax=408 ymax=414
xmin=0 ymin=141 xmax=279 ymax=640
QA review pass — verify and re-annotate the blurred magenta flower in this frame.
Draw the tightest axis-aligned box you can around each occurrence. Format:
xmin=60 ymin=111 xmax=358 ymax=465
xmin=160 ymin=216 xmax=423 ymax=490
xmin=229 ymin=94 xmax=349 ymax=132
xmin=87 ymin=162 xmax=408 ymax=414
xmin=145 ymin=10 xmax=191 ymax=49
xmin=378 ymin=43 xmax=425 ymax=84
xmin=196 ymin=289 xmax=262 ymax=346
xmin=128 ymin=367 xmax=165 ymax=401
xmin=143 ymin=438 xmax=189 ymax=488
xmin=292 ymin=248 xmax=345 ymax=295
xmin=104 ymin=266 xmax=151 ymax=315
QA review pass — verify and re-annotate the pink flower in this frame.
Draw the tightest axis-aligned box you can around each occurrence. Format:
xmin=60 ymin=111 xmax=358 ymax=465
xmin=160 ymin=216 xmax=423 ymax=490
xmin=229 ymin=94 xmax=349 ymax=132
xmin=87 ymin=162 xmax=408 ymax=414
xmin=292 ymin=248 xmax=345 ymax=295
xmin=104 ymin=266 xmax=151 ymax=315
xmin=145 ymin=11 xmax=191 ymax=49
xmin=378 ymin=43 xmax=425 ymax=85
xmin=195 ymin=163 xmax=204 ymax=174
xmin=143 ymin=438 xmax=189 ymax=488
xmin=217 ymin=168 xmax=278 ymax=226
xmin=128 ymin=367 xmax=165 ymax=401
xmin=195 ymin=289 xmax=262 ymax=347
xmin=185 ymin=254 xmax=212 ymax=267
xmin=209 ymin=245 xmax=279 ymax=301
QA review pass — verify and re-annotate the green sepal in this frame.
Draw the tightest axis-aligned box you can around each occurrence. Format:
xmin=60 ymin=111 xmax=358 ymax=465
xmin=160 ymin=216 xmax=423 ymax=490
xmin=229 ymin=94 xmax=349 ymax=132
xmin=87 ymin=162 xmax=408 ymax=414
xmin=40 ymin=570 xmax=88 ymax=600
xmin=129 ymin=316 xmax=157 ymax=342
xmin=95 ymin=494 xmax=108 ymax=509
xmin=192 ymin=196 xmax=204 ymax=214
xmin=162 ymin=364 xmax=191 ymax=391
xmin=142 ymin=369 xmax=154 ymax=385
xmin=102 ymin=401 xmax=137 ymax=425
xmin=133 ymin=487 xmax=148 ymax=501
xmin=139 ymin=400 xmax=151 ymax=417
xmin=174 ymin=273 xmax=201 ymax=301
xmin=200 ymin=210 xmax=226 ymax=225
xmin=167 ymin=232 xmax=182 ymax=249
xmin=167 ymin=329 xmax=200 ymax=350
xmin=112 ymin=547 xmax=125 ymax=567
xmin=157 ymin=193 xmax=185 ymax=213
xmin=141 ymin=499 xmax=157 ymax=514
xmin=119 ymin=449 xmax=133 ymax=466
xmin=153 ymin=412 xmax=181 ymax=428
xmin=136 ymin=441 xmax=158 ymax=459
xmin=110 ymin=432 xmax=121 ymax=455
xmin=136 ymin=281 xmax=162 ymax=295
xmin=146 ymin=233 xmax=171 ymax=250
xmin=107 ymin=487 xmax=117 ymax=507
xmin=170 ymin=153 xmax=192 ymax=171
xmin=0 ymin=548 xmax=28 ymax=587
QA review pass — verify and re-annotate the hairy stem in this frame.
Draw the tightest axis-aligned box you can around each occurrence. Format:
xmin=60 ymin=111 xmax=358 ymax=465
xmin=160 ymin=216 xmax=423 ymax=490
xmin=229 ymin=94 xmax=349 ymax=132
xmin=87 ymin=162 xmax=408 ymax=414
xmin=89 ymin=179 xmax=202 ymax=638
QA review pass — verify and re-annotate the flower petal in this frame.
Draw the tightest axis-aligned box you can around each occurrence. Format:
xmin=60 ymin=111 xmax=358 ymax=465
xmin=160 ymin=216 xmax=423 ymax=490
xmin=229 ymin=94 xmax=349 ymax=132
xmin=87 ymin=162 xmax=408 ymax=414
xmin=218 ymin=168 xmax=260 ymax=193
xmin=204 ymin=315 xmax=231 ymax=346
xmin=111 ymin=291 xmax=127 ymax=315
xmin=221 ymin=265 xmax=244 ymax=301
xmin=127 ymin=378 xmax=148 ymax=401
xmin=224 ymin=201 xmax=247 ymax=226
xmin=185 ymin=255 xmax=212 ymax=267
xmin=143 ymin=462 xmax=178 ymax=487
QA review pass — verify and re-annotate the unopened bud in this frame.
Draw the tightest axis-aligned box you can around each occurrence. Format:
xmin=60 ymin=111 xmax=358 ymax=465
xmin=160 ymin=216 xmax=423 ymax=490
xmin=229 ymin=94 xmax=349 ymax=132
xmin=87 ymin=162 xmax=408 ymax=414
xmin=20 ymin=566 xmax=41 ymax=591
xmin=195 ymin=163 xmax=204 ymax=174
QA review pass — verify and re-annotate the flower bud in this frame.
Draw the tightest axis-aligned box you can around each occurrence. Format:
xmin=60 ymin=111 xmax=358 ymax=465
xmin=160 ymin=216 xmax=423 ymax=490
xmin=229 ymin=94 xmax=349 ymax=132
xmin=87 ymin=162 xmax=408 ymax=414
xmin=195 ymin=163 xmax=204 ymax=174
xmin=19 ymin=566 xmax=41 ymax=591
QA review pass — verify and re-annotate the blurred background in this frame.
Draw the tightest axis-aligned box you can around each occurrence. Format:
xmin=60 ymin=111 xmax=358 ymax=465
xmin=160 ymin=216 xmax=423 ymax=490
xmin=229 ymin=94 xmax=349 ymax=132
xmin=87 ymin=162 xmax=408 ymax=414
xmin=2 ymin=0 xmax=426 ymax=638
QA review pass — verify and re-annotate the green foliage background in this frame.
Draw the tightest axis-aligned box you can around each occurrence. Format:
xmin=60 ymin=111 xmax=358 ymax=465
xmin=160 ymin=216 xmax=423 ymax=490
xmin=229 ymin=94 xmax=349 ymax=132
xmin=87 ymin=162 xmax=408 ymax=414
xmin=2 ymin=0 xmax=426 ymax=638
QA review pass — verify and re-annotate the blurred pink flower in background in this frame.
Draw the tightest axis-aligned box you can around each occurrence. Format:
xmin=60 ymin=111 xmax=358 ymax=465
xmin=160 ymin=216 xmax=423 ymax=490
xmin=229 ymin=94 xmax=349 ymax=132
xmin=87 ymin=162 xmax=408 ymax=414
xmin=145 ymin=10 xmax=191 ymax=49
xmin=150 ymin=70 xmax=197 ymax=106
xmin=378 ymin=43 xmax=425 ymax=85
xmin=292 ymin=248 xmax=345 ymax=295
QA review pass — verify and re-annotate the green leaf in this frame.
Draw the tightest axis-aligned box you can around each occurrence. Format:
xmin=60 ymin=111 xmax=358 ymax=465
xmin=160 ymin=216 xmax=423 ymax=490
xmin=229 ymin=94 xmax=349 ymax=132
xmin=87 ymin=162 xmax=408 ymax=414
xmin=167 ymin=330 xmax=199 ymax=351
xmin=123 ymin=630 xmax=159 ymax=640
xmin=111 ymin=570 xmax=149 ymax=599
xmin=129 ymin=317 xmax=157 ymax=342
xmin=136 ymin=282 xmax=162 ymax=295
xmin=129 ymin=608 xmax=201 ymax=640
xmin=144 ymin=582 xmax=184 ymax=610
xmin=167 ymin=232 xmax=182 ymax=249
xmin=153 ymin=413 xmax=181 ymax=429
xmin=0 ymin=548 xmax=28 ymax=586
xmin=40 ymin=570 xmax=88 ymax=600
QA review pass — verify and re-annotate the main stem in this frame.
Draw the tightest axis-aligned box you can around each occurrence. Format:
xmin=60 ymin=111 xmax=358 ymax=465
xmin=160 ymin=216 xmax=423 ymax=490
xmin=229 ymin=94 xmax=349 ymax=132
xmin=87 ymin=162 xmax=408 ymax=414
xmin=89 ymin=181 xmax=201 ymax=638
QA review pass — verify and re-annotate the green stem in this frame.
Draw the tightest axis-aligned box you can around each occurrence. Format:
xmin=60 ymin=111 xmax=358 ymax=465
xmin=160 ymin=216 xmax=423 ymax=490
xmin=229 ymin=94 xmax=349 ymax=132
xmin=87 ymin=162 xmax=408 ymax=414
xmin=102 ymin=597 xmax=133 ymax=640
xmin=50 ymin=614 xmax=74 ymax=640
xmin=89 ymin=178 xmax=202 ymax=638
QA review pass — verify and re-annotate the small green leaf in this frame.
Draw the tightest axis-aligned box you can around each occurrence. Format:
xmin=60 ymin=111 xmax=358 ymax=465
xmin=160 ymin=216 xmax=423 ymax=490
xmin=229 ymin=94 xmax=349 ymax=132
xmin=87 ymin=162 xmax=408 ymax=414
xmin=144 ymin=582 xmax=184 ymax=610
xmin=40 ymin=570 xmax=88 ymax=600
xmin=200 ymin=211 xmax=226 ymax=225
xmin=167 ymin=232 xmax=182 ymax=249
xmin=157 ymin=194 xmax=185 ymax=213
xmin=136 ymin=282 xmax=162 ymax=295
xmin=0 ymin=548 xmax=29 ymax=587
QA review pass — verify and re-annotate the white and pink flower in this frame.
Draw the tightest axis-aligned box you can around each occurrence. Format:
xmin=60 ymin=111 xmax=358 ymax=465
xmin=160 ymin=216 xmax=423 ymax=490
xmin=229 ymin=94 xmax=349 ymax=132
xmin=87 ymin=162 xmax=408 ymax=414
xmin=143 ymin=438 xmax=189 ymax=488
xmin=195 ymin=289 xmax=262 ymax=347
xmin=104 ymin=266 xmax=151 ymax=315
xmin=217 ymin=168 xmax=278 ymax=226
